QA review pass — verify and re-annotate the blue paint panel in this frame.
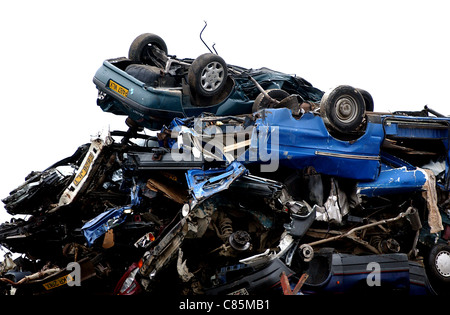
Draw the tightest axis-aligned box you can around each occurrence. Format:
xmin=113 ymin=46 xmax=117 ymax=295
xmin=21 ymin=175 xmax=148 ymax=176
xmin=82 ymin=206 xmax=130 ymax=246
xmin=185 ymin=161 xmax=247 ymax=201
xmin=252 ymin=108 xmax=384 ymax=181
xmin=357 ymin=166 xmax=427 ymax=197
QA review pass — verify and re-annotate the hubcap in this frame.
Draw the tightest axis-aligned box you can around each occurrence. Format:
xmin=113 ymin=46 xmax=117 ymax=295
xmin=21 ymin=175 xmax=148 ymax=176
xmin=335 ymin=96 xmax=358 ymax=123
xmin=435 ymin=250 xmax=450 ymax=277
xmin=200 ymin=61 xmax=224 ymax=92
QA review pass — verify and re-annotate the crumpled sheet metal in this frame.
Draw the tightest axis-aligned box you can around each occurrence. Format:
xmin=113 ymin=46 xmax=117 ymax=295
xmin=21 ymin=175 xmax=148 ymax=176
xmin=357 ymin=166 xmax=428 ymax=198
xmin=358 ymin=166 xmax=443 ymax=234
xmin=81 ymin=206 xmax=130 ymax=246
xmin=185 ymin=160 xmax=247 ymax=202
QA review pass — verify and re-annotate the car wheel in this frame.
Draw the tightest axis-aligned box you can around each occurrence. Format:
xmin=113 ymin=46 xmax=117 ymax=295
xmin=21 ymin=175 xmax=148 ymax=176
xmin=427 ymin=244 xmax=450 ymax=285
xmin=128 ymin=33 xmax=168 ymax=64
xmin=188 ymin=53 xmax=228 ymax=98
xmin=252 ymin=89 xmax=290 ymax=112
xmin=320 ymin=85 xmax=366 ymax=134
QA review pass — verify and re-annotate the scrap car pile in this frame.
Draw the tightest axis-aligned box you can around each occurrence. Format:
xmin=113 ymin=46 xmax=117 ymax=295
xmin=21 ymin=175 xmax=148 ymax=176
xmin=1 ymin=32 xmax=449 ymax=296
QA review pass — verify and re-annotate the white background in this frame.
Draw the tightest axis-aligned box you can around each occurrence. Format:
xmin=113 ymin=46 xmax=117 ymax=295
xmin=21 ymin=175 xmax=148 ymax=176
xmin=1 ymin=0 xmax=449 ymax=257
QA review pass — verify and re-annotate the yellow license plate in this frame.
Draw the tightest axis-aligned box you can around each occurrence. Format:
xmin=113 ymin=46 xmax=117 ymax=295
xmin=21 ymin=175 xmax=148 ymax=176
xmin=73 ymin=152 xmax=94 ymax=187
xmin=42 ymin=274 xmax=74 ymax=290
xmin=109 ymin=80 xmax=129 ymax=97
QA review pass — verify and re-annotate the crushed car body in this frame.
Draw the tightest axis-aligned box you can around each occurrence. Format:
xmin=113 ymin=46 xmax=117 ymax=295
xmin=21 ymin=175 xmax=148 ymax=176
xmin=93 ymin=33 xmax=324 ymax=130
xmin=1 ymin=106 xmax=447 ymax=295
xmin=1 ymin=32 xmax=449 ymax=296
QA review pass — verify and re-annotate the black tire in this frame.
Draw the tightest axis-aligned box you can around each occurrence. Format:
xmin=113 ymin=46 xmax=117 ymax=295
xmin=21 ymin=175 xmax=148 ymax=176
xmin=252 ymin=89 xmax=290 ymax=112
xmin=320 ymin=85 xmax=366 ymax=133
xmin=427 ymin=244 xmax=450 ymax=285
xmin=188 ymin=53 xmax=228 ymax=98
xmin=125 ymin=64 xmax=161 ymax=86
xmin=128 ymin=33 xmax=168 ymax=64
xmin=357 ymin=88 xmax=374 ymax=112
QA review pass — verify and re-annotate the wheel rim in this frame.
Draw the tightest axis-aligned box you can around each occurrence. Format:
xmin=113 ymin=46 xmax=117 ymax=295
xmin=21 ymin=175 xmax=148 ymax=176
xmin=335 ymin=95 xmax=359 ymax=124
xmin=435 ymin=250 xmax=450 ymax=277
xmin=200 ymin=61 xmax=225 ymax=92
